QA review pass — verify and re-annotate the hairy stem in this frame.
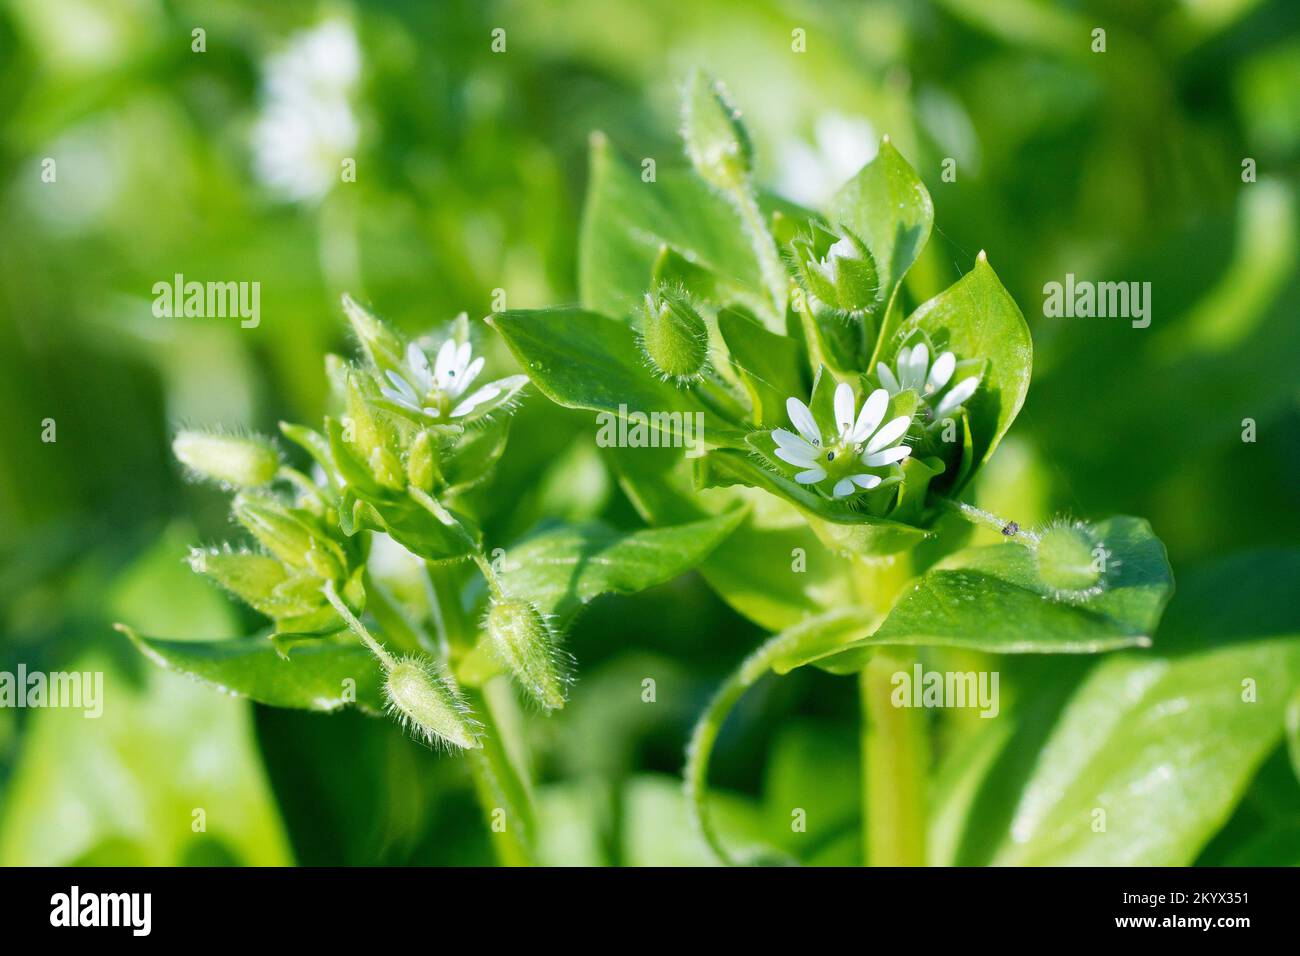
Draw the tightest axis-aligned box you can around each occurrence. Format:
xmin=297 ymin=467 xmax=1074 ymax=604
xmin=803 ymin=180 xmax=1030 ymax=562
xmin=932 ymin=495 xmax=1037 ymax=544
xmin=321 ymin=579 xmax=396 ymax=671
xmin=730 ymin=187 xmax=788 ymax=319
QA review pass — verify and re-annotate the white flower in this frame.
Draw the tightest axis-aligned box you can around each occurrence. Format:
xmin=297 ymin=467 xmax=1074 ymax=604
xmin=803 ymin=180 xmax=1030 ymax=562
xmin=380 ymin=337 xmax=510 ymax=421
xmin=252 ymin=19 xmax=360 ymax=204
xmin=772 ymin=382 xmax=913 ymax=498
xmin=876 ymin=343 xmax=978 ymax=420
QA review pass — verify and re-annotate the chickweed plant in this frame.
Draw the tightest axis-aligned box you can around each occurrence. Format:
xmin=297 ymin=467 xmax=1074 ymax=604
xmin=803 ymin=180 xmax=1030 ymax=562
xmin=123 ymin=73 xmax=1185 ymax=866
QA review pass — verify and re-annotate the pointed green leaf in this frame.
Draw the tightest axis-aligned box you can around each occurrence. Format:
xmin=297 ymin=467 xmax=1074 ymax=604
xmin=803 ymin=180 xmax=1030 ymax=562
xmin=892 ymin=255 xmax=1032 ymax=488
xmin=579 ymin=133 xmax=771 ymax=323
xmin=489 ymin=306 xmax=746 ymax=447
xmin=807 ymin=516 xmax=1173 ymax=669
xmin=828 ymin=138 xmax=934 ymax=352
xmin=118 ymin=626 xmax=387 ymax=714
xmin=499 ymin=510 xmax=746 ymax=623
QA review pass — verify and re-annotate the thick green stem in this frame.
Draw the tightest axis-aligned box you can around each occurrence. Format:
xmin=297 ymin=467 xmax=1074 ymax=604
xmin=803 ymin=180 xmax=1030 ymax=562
xmin=861 ymin=650 xmax=929 ymax=866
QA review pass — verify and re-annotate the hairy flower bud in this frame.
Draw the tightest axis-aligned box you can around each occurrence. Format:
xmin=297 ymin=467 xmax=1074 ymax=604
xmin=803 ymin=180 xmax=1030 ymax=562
xmin=384 ymin=657 xmax=481 ymax=750
xmin=793 ymin=227 xmax=878 ymax=314
xmin=345 ymin=373 xmax=403 ymax=490
xmin=681 ymin=71 xmax=753 ymax=191
xmin=1034 ymin=519 xmax=1107 ymax=600
xmin=233 ymin=494 xmax=343 ymax=579
xmin=173 ymin=430 xmax=280 ymax=487
xmin=405 ymin=429 xmax=439 ymax=492
xmin=640 ymin=291 xmax=708 ymax=383
xmin=484 ymin=598 xmax=568 ymax=711
xmin=188 ymin=548 xmax=288 ymax=614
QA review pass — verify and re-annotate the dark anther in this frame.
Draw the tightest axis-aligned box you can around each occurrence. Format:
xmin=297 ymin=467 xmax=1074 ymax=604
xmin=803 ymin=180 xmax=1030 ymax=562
xmin=826 ymin=451 xmax=835 ymax=461
xmin=1001 ymin=521 xmax=1019 ymax=536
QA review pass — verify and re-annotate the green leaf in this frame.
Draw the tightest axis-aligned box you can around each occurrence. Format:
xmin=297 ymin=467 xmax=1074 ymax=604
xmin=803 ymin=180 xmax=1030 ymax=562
xmin=696 ymin=447 xmax=929 ymax=556
xmin=808 ymin=516 xmax=1173 ymax=670
xmin=893 ymin=255 xmax=1032 ymax=486
xmin=939 ymin=550 xmax=1300 ymax=867
xmin=996 ymin=640 xmax=1300 ymax=865
xmin=499 ymin=510 xmax=746 ymax=623
xmin=1288 ymin=687 xmax=1300 ymax=785
xmin=828 ymin=138 xmax=934 ymax=352
xmin=717 ymin=306 xmax=807 ymax=427
xmin=579 ymin=133 xmax=771 ymax=322
xmin=118 ymin=626 xmax=387 ymax=714
xmin=488 ymin=306 xmax=745 ymax=447
xmin=608 ymin=442 xmax=855 ymax=631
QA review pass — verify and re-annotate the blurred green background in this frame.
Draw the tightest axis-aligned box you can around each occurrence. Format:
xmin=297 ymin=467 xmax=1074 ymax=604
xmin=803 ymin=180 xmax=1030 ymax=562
xmin=1 ymin=0 xmax=1297 ymax=865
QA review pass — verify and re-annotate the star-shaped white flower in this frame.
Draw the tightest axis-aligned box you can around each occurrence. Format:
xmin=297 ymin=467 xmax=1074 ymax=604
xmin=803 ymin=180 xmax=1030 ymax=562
xmin=876 ymin=343 xmax=978 ymax=419
xmin=380 ymin=339 xmax=506 ymax=420
xmin=772 ymin=382 xmax=913 ymax=498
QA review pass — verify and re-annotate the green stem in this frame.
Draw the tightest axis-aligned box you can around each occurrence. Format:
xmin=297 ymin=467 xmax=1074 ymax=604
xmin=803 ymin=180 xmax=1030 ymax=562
xmin=685 ymin=613 xmax=869 ymax=865
xmin=932 ymin=495 xmax=1037 ymax=544
xmin=321 ymin=579 xmax=396 ymax=671
xmin=861 ymin=650 xmax=929 ymax=866
xmin=464 ymin=678 xmax=539 ymax=866
xmin=730 ymin=187 xmax=788 ymax=319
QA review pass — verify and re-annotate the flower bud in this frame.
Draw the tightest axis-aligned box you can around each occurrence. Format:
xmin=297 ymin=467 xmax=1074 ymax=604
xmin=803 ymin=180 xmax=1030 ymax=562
xmin=794 ymin=228 xmax=878 ymax=313
xmin=384 ymin=657 xmax=481 ymax=749
xmin=681 ymin=71 xmax=752 ymax=191
xmin=640 ymin=291 xmax=708 ymax=383
xmin=406 ymin=430 xmax=440 ymax=492
xmin=188 ymin=548 xmax=288 ymax=614
xmin=345 ymin=373 xmax=403 ymax=490
xmin=1035 ymin=520 xmax=1105 ymax=598
xmin=173 ymin=430 xmax=279 ymax=488
xmin=233 ymin=494 xmax=343 ymax=579
xmin=342 ymin=293 xmax=405 ymax=373
xmin=485 ymin=598 xmax=568 ymax=711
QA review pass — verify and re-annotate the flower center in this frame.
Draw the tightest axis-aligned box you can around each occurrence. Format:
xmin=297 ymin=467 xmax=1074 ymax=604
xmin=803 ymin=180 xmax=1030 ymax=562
xmin=422 ymin=387 xmax=453 ymax=417
xmin=821 ymin=437 xmax=864 ymax=482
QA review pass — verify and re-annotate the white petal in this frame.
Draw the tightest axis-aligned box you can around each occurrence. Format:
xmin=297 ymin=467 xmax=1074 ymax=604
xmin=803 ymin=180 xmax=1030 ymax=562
xmin=407 ymin=342 xmax=434 ymax=390
xmin=876 ymin=362 xmax=900 ymax=394
xmin=927 ymin=351 xmax=956 ymax=393
xmin=851 ymin=473 xmax=882 ymax=490
xmin=455 ymin=341 xmax=473 ymax=376
xmin=433 ymin=340 xmax=457 ymax=389
xmin=380 ymin=387 xmax=420 ymax=412
xmin=833 ymin=382 xmax=855 ymax=437
xmin=850 ymin=388 xmax=889 ymax=443
xmin=450 ymin=384 xmax=501 ymax=418
xmin=935 ymin=377 xmax=979 ymax=417
xmin=863 ymin=444 xmax=912 ymax=467
xmin=775 ymin=445 xmax=818 ymax=468
xmin=450 ymin=356 xmax=484 ymax=397
xmin=772 ymin=428 xmax=816 ymax=455
xmin=785 ymin=397 xmax=821 ymax=446
xmin=827 ymin=236 xmax=856 ymax=262
xmin=832 ymin=478 xmax=856 ymax=498
xmin=794 ymin=467 xmax=827 ymax=485
xmin=866 ymin=415 xmax=911 ymax=453
xmin=906 ymin=343 xmax=929 ymax=389
xmin=385 ymin=370 xmax=419 ymax=403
